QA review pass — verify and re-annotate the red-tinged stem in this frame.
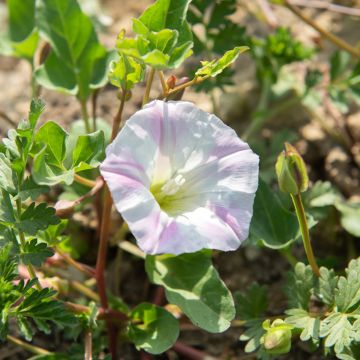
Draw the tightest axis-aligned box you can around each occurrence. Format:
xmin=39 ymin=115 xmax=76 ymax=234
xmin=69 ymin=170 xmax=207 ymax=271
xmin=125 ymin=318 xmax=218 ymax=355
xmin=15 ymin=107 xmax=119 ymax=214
xmin=95 ymin=90 xmax=127 ymax=359
xmin=56 ymin=249 xmax=95 ymax=277
xmin=172 ymin=342 xmax=215 ymax=360
xmin=64 ymin=302 xmax=128 ymax=322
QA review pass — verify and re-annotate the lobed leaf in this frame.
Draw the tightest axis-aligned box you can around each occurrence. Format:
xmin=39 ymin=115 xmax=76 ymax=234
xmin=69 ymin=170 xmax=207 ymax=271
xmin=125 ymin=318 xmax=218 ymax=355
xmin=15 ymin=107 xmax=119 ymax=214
xmin=17 ymin=202 xmax=60 ymax=236
xmin=285 ymin=308 xmax=320 ymax=341
xmin=20 ymin=238 xmax=54 ymax=267
xmin=195 ymin=47 xmax=248 ymax=78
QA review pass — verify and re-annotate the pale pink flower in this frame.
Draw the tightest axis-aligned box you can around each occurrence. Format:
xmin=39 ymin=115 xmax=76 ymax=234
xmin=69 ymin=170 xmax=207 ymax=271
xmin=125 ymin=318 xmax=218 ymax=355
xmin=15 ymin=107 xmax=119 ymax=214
xmin=100 ymin=100 xmax=259 ymax=255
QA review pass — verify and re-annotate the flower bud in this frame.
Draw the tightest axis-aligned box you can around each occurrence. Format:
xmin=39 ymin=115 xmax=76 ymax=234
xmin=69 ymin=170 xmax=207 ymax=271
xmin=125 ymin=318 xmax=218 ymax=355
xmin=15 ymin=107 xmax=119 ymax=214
xmin=275 ymin=142 xmax=309 ymax=195
xmin=261 ymin=319 xmax=293 ymax=355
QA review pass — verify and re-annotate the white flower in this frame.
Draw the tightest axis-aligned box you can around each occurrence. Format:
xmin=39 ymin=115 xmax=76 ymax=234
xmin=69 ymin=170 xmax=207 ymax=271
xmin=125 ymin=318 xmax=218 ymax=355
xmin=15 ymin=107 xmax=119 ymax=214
xmin=100 ymin=100 xmax=259 ymax=255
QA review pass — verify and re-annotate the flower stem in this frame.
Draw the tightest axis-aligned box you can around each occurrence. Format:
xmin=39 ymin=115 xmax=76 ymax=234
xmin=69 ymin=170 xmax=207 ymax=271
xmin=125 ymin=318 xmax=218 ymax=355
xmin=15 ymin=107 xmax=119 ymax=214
xmin=143 ymin=68 xmax=156 ymax=106
xmin=7 ymin=335 xmax=52 ymax=355
xmin=73 ymin=174 xmax=97 ymax=188
xmin=84 ymin=329 xmax=93 ymax=360
xmin=290 ymin=193 xmax=320 ymax=277
xmin=158 ymin=71 xmax=168 ymax=96
xmin=95 ymin=91 xmax=127 ymax=359
xmin=285 ymin=1 xmax=360 ymax=59
xmin=79 ymin=99 xmax=92 ymax=133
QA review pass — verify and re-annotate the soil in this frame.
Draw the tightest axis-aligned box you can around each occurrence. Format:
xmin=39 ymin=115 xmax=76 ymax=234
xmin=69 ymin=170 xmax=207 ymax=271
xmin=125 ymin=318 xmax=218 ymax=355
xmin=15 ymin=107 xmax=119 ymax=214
xmin=0 ymin=0 xmax=359 ymax=359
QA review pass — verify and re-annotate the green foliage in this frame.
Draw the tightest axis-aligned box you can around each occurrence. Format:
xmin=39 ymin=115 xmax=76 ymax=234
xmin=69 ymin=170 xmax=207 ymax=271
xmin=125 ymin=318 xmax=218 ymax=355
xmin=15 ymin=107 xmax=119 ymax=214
xmin=35 ymin=0 xmax=111 ymax=100
xmin=285 ymin=308 xmax=320 ymax=342
xmin=334 ymin=202 xmax=360 ymax=238
xmin=116 ymin=0 xmax=193 ymax=69
xmin=145 ymin=251 xmax=235 ymax=333
xmin=250 ymin=27 xmax=313 ymax=84
xmin=236 ymin=283 xmax=268 ymax=356
xmin=128 ymin=303 xmax=179 ymax=354
xmin=0 ymin=245 xmax=76 ymax=341
xmin=248 ymin=178 xmax=301 ymax=249
xmin=0 ymin=0 xmax=39 ymax=61
xmin=303 ymin=181 xmax=360 ymax=237
xmin=195 ymin=46 xmax=248 ymax=78
xmin=20 ymin=239 xmax=54 ymax=267
xmin=108 ymin=53 xmax=145 ymax=92
xmin=17 ymin=202 xmax=60 ymax=236
xmin=188 ymin=0 xmax=247 ymax=91
xmin=32 ymin=121 xmax=105 ymax=186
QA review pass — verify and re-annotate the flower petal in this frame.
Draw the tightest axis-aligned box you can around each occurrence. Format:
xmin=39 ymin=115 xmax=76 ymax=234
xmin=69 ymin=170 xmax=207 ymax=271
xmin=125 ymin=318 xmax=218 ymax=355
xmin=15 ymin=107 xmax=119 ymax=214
xmin=101 ymin=100 xmax=259 ymax=255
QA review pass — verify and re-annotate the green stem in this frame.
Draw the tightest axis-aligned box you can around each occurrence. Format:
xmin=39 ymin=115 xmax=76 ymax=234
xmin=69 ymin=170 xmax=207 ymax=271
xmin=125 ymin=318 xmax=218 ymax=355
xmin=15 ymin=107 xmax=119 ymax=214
xmin=80 ymin=99 xmax=91 ymax=133
xmin=7 ymin=335 xmax=52 ymax=355
xmin=84 ymin=330 xmax=93 ymax=360
xmin=16 ymin=199 xmax=42 ymax=291
xmin=30 ymin=63 xmax=40 ymax=99
xmin=158 ymin=71 xmax=168 ymax=96
xmin=243 ymin=76 xmax=273 ymax=140
xmin=142 ymin=68 xmax=156 ymax=106
xmin=74 ymin=174 xmax=97 ymax=188
xmin=280 ymin=248 xmax=298 ymax=267
xmin=291 ymin=193 xmax=320 ymax=277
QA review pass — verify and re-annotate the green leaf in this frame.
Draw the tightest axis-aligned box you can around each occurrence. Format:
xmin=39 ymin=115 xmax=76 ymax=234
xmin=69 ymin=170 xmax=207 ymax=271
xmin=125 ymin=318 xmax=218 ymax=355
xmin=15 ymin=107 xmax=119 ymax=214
xmin=335 ymin=202 xmax=360 ymax=237
xmin=116 ymin=0 xmax=193 ymax=69
xmin=35 ymin=0 xmax=111 ymax=100
xmin=285 ymin=308 xmax=320 ymax=341
xmin=330 ymin=51 xmax=351 ymax=81
xmin=0 ymin=190 xmax=16 ymax=225
xmin=239 ymin=318 xmax=266 ymax=353
xmin=16 ymin=202 xmax=59 ymax=236
xmin=108 ymin=53 xmax=145 ymax=91
xmin=320 ymin=313 xmax=352 ymax=354
xmin=128 ymin=303 xmax=179 ymax=354
xmin=20 ymin=239 xmax=54 ymax=267
xmin=16 ymin=316 xmax=35 ymax=341
xmin=32 ymin=122 xmax=104 ymax=186
xmin=16 ymin=287 xmax=77 ymax=327
xmin=145 ymin=251 xmax=235 ymax=333
xmin=285 ymin=263 xmax=315 ymax=310
xmin=248 ymin=179 xmax=300 ymax=249
xmin=1 ymin=0 xmax=39 ymax=61
xmin=235 ymin=283 xmax=268 ymax=320
xmin=0 ymin=153 xmax=16 ymax=193
xmin=315 ymin=267 xmax=338 ymax=307
xmin=18 ymin=176 xmax=49 ymax=201
xmin=29 ymin=99 xmax=46 ymax=129
xmin=71 ymin=130 xmax=105 ymax=171
xmin=138 ymin=0 xmax=192 ymax=45
xmin=335 ymin=259 xmax=360 ymax=312
xmin=195 ymin=46 xmax=248 ymax=78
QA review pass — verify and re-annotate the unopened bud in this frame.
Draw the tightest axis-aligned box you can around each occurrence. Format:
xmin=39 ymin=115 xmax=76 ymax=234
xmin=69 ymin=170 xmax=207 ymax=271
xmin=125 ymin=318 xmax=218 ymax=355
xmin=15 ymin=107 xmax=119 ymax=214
xmin=261 ymin=319 xmax=293 ymax=355
xmin=275 ymin=142 xmax=309 ymax=195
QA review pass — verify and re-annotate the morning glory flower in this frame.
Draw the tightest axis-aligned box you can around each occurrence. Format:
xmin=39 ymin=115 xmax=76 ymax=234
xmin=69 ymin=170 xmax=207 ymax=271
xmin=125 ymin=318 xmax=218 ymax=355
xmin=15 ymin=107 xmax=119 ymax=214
xmin=100 ymin=100 xmax=259 ymax=255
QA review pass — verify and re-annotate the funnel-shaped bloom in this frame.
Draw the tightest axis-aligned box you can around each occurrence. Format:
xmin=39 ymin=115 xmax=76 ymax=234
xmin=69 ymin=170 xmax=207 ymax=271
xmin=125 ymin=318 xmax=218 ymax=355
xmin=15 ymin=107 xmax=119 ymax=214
xmin=100 ymin=100 xmax=259 ymax=255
